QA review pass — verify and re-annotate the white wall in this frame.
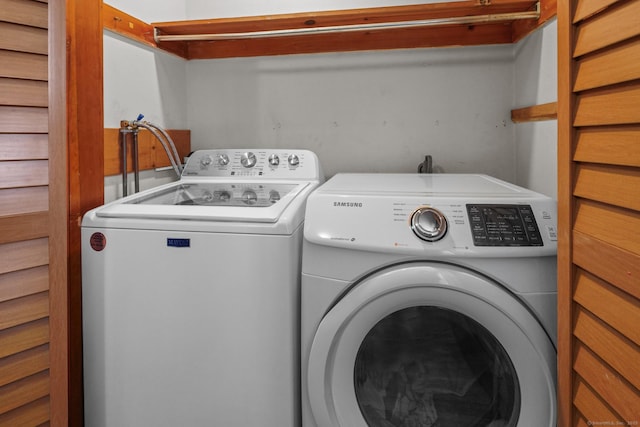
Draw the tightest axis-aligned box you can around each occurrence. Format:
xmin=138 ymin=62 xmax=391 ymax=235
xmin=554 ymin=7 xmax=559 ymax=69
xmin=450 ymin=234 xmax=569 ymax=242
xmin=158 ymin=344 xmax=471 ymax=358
xmin=103 ymin=32 xmax=188 ymax=202
xmin=186 ymin=46 xmax=517 ymax=180
xmin=102 ymin=1 xmax=559 ymax=200
xmin=513 ymin=19 xmax=558 ymax=198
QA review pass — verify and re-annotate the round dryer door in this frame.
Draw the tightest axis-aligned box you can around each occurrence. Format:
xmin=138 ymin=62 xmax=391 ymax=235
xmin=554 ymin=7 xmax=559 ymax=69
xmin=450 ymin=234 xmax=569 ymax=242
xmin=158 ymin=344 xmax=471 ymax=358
xmin=307 ymin=263 xmax=556 ymax=427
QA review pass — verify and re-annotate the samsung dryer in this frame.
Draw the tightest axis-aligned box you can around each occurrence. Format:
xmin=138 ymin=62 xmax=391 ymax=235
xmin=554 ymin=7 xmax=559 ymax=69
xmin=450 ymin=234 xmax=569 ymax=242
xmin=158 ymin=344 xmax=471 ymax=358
xmin=301 ymin=173 xmax=557 ymax=427
xmin=82 ymin=149 xmax=323 ymax=427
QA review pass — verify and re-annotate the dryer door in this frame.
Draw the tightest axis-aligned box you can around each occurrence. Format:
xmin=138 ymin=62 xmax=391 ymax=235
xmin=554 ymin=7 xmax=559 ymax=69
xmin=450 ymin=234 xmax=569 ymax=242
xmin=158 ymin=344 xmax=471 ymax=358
xmin=307 ymin=263 xmax=556 ymax=427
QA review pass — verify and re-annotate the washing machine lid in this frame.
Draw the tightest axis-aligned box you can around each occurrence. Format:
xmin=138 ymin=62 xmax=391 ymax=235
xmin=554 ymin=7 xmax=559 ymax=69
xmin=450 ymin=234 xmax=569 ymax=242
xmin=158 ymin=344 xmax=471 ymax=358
xmin=307 ymin=263 xmax=557 ymax=427
xmin=95 ymin=180 xmax=310 ymax=223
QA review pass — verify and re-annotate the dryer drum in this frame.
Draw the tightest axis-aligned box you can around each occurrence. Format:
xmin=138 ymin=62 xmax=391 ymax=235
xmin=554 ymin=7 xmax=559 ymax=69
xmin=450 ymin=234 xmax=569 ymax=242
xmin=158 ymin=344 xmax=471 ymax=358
xmin=354 ymin=306 xmax=520 ymax=427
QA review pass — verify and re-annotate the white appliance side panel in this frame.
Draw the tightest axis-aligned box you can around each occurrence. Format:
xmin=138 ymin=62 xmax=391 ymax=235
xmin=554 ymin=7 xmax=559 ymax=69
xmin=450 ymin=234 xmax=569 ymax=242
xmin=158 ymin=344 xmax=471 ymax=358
xmin=82 ymin=227 xmax=302 ymax=427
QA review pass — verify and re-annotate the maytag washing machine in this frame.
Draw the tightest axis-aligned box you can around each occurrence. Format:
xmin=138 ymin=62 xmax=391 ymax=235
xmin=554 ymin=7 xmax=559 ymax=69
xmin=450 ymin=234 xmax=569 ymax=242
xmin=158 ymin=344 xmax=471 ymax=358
xmin=82 ymin=149 xmax=323 ymax=427
xmin=301 ymin=173 xmax=557 ymax=427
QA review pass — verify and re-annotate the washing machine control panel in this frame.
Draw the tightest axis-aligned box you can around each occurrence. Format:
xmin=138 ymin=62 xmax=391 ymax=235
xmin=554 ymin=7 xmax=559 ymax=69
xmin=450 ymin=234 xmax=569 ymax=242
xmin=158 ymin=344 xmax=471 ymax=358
xmin=466 ymin=204 xmax=543 ymax=246
xmin=182 ymin=149 xmax=322 ymax=180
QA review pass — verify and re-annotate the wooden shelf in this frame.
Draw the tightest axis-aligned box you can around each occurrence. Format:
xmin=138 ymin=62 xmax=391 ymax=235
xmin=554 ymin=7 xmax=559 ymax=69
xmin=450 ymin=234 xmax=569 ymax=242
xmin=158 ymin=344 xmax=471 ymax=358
xmin=104 ymin=0 xmax=556 ymax=59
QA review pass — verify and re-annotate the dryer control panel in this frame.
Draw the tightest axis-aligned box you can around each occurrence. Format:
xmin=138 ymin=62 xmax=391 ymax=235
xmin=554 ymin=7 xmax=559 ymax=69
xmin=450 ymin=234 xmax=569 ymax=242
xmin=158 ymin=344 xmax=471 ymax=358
xmin=467 ymin=204 xmax=543 ymax=247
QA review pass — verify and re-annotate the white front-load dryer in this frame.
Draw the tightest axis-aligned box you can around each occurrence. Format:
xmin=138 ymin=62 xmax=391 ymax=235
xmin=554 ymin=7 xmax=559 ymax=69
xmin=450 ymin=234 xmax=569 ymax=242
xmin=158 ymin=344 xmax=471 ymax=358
xmin=301 ymin=174 xmax=557 ymax=427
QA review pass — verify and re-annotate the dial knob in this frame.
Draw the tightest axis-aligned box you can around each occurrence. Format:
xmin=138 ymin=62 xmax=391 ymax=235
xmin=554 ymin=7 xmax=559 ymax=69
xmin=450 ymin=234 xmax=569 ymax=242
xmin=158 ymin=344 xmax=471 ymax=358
xmin=217 ymin=154 xmax=229 ymax=166
xmin=242 ymin=190 xmax=258 ymax=205
xmin=241 ymin=152 xmax=257 ymax=168
xmin=410 ymin=207 xmax=447 ymax=242
xmin=288 ymin=154 xmax=300 ymax=166
xmin=200 ymin=155 xmax=213 ymax=168
xmin=268 ymin=154 xmax=280 ymax=166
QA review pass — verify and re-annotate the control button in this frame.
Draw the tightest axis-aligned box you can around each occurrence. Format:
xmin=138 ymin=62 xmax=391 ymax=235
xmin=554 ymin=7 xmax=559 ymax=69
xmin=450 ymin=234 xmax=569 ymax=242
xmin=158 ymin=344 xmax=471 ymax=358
xmin=241 ymin=152 xmax=257 ymax=168
xmin=217 ymin=154 xmax=229 ymax=166
xmin=241 ymin=190 xmax=258 ymax=205
xmin=288 ymin=154 xmax=300 ymax=167
xmin=546 ymin=226 xmax=558 ymax=241
xmin=217 ymin=191 xmax=231 ymax=202
xmin=411 ymin=207 xmax=448 ymax=242
xmin=200 ymin=155 xmax=213 ymax=168
xmin=268 ymin=154 xmax=280 ymax=166
xmin=269 ymin=190 xmax=281 ymax=204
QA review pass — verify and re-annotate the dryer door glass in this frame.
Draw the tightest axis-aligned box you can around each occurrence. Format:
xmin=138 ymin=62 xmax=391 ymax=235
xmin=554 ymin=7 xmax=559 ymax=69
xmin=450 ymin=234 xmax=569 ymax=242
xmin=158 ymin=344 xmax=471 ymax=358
xmin=354 ymin=306 xmax=520 ymax=427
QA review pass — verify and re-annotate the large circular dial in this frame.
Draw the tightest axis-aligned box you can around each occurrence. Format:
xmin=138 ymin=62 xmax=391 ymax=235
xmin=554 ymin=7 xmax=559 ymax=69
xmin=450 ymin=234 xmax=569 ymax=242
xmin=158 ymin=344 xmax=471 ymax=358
xmin=240 ymin=152 xmax=257 ymax=168
xmin=410 ymin=207 xmax=448 ymax=242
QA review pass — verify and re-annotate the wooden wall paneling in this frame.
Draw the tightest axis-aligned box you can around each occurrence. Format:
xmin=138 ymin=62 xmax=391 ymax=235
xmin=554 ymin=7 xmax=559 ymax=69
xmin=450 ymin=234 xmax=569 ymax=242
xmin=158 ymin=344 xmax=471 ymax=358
xmin=573 ymin=231 xmax=640 ymax=300
xmin=0 ymin=397 xmax=49 ymax=426
xmin=0 ymin=212 xmax=49 ymax=245
xmin=103 ymin=128 xmax=191 ymax=176
xmin=0 ymin=239 xmax=49 ymax=276
xmin=573 ymin=0 xmax=640 ymax=57
xmin=0 ymin=0 xmax=49 ymax=28
xmin=0 ymin=319 xmax=49 ymax=359
xmin=0 ymin=370 xmax=50 ymax=416
xmin=0 ymin=160 xmax=48 ymax=189
xmin=574 ymin=83 xmax=640 ymax=126
xmin=0 ymin=345 xmax=49 ymax=389
xmin=0 ymin=78 xmax=48 ymax=107
xmin=0 ymin=267 xmax=49 ymax=303
xmin=574 ymin=38 xmax=640 ymax=91
xmin=573 ymin=376 xmax=625 ymax=425
xmin=574 ymin=306 xmax=640 ymax=390
xmin=572 ymin=0 xmax=617 ymax=22
xmin=0 ymin=134 xmax=49 ymax=160
xmin=574 ymin=342 xmax=640 ymax=421
xmin=556 ymin=0 xmax=575 ymax=423
xmin=67 ymin=0 xmax=104 ymax=423
xmin=573 ymin=199 xmax=640 ymax=256
xmin=574 ymin=126 xmax=640 ymax=167
xmin=0 ymin=187 xmax=48 ymax=216
xmin=48 ymin=0 xmax=69 ymax=423
xmin=0 ymin=50 xmax=48 ymax=80
xmin=0 ymin=106 xmax=48 ymax=133
xmin=0 ymin=292 xmax=49 ymax=331
xmin=574 ymin=164 xmax=640 ymax=211
xmin=0 ymin=22 xmax=48 ymax=54
xmin=574 ymin=270 xmax=640 ymax=345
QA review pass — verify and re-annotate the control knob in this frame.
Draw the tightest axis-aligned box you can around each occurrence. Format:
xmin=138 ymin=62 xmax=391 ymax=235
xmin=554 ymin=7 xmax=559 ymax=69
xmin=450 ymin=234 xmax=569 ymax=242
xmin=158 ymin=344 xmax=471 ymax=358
xmin=217 ymin=154 xmax=229 ymax=166
xmin=200 ymin=155 xmax=213 ymax=168
xmin=268 ymin=154 xmax=280 ymax=166
xmin=241 ymin=152 xmax=257 ymax=168
xmin=242 ymin=190 xmax=258 ymax=205
xmin=410 ymin=207 xmax=447 ymax=242
xmin=288 ymin=154 xmax=300 ymax=166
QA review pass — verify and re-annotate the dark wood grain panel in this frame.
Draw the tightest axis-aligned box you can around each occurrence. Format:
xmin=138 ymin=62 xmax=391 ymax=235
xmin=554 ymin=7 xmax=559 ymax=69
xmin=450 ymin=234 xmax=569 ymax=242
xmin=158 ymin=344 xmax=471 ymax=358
xmin=0 ymin=291 xmax=49 ymax=331
xmin=0 ymin=266 xmax=49 ymax=303
xmin=0 ymin=396 xmax=49 ymax=426
xmin=0 ymin=344 xmax=49 ymax=388
xmin=0 ymin=370 xmax=49 ymax=415
xmin=0 ymin=187 xmax=48 ymax=217
xmin=0 ymin=319 xmax=49 ymax=365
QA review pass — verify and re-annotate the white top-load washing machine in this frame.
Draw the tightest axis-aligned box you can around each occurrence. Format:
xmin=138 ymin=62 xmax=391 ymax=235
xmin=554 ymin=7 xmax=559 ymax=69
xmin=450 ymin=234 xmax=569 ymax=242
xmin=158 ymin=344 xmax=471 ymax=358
xmin=82 ymin=149 xmax=323 ymax=427
xmin=301 ymin=174 xmax=557 ymax=427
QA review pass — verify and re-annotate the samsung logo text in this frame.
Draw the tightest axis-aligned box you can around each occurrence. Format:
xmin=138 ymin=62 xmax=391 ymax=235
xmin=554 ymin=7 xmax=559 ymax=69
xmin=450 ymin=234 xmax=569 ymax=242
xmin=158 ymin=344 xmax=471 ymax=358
xmin=333 ymin=202 xmax=363 ymax=208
